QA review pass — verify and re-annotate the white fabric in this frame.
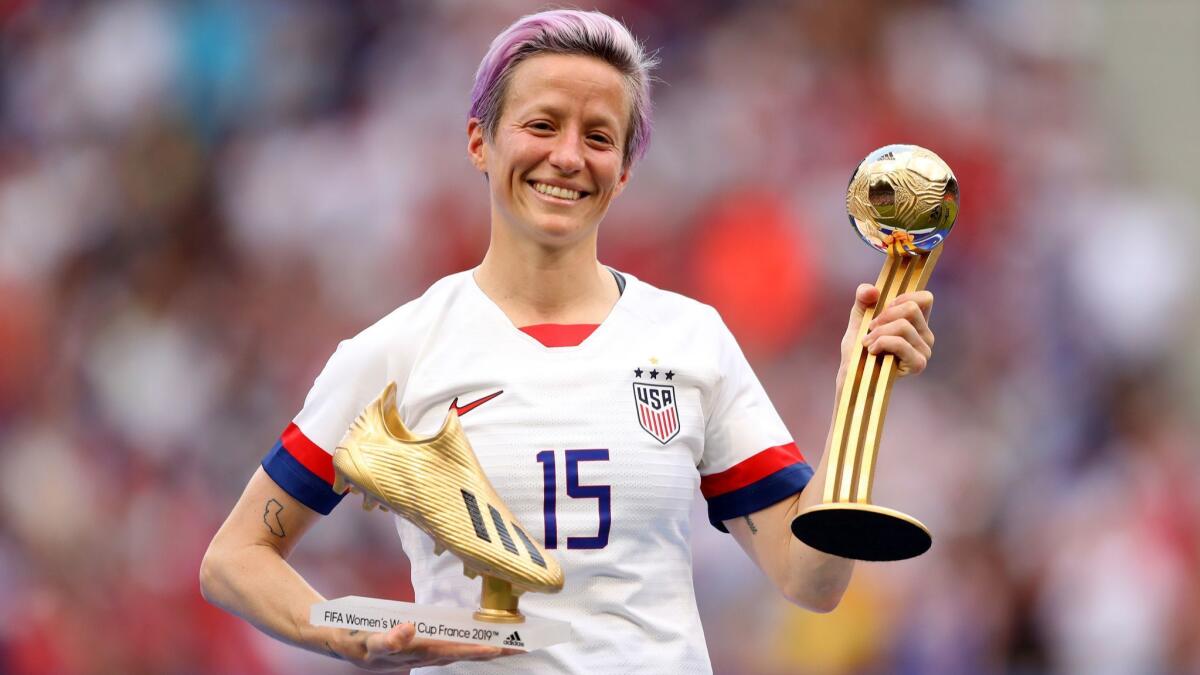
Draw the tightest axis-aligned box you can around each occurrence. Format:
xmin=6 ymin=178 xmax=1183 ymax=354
xmin=292 ymin=270 xmax=794 ymax=674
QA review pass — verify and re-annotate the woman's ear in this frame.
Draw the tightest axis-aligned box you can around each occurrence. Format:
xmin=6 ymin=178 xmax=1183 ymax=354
xmin=467 ymin=118 xmax=487 ymax=173
xmin=612 ymin=164 xmax=632 ymax=199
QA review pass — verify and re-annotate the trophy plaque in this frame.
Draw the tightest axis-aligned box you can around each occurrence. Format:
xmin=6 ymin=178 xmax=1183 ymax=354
xmin=311 ymin=383 xmax=572 ymax=650
xmin=791 ymin=144 xmax=959 ymax=562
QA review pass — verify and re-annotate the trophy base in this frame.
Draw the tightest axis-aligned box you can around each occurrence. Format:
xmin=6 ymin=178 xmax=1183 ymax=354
xmin=312 ymin=596 xmax=572 ymax=651
xmin=791 ymin=503 xmax=931 ymax=561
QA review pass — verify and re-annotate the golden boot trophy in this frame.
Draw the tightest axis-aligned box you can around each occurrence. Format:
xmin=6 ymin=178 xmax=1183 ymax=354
xmin=791 ymin=145 xmax=959 ymax=562
xmin=311 ymin=383 xmax=570 ymax=650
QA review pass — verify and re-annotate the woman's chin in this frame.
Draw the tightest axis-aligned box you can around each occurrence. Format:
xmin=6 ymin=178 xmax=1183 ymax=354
xmin=524 ymin=219 xmax=596 ymax=246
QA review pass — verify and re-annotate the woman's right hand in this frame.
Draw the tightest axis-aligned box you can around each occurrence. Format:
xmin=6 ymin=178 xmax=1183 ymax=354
xmin=342 ymin=623 xmax=519 ymax=671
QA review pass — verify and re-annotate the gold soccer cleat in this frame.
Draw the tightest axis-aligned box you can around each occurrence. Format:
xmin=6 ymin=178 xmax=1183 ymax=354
xmin=332 ymin=384 xmax=564 ymax=609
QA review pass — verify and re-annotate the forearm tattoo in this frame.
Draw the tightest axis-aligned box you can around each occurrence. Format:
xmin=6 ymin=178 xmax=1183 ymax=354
xmin=263 ymin=498 xmax=286 ymax=537
xmin=744 ymin=515 xmax=758 ymax=535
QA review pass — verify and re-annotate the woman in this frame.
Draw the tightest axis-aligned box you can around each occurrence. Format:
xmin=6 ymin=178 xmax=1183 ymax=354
xmin=200 ymin=10 xmax=935 ymax=673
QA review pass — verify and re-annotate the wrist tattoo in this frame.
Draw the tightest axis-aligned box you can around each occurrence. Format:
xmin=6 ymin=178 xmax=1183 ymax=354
xmin=325 ymin=641 xmax=343 ymax=660
xmin=264 ymin=498 xmax=286 ymax=537
xmin=744 ymin=515 xmax=758 ymax=535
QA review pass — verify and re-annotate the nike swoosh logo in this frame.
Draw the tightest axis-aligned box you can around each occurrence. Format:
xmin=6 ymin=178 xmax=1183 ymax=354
xmin=449 ymin=390 xmax=504 ymax=417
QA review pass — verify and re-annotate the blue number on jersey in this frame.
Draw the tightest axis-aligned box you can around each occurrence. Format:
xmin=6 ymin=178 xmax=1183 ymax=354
xmin=536 ymin=449 xmax=611 ymax=549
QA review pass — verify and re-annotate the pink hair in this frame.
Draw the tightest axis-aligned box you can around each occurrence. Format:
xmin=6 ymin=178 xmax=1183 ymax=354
xmin=469 ymin=10 xmax=657 ymax=168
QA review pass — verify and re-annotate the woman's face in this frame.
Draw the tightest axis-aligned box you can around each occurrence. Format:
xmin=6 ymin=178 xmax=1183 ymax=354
xmin=469 ymin=53 xmax=632 ymax=248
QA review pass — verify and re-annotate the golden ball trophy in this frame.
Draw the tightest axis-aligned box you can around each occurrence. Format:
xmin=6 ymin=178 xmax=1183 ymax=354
xmin=310 ymin=384 xmax=571 ymax=651
xmin=791 ymin=145 xmax=959 ymax=561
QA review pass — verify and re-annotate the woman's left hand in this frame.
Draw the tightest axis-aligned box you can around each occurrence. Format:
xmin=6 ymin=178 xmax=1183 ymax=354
xmin=841 ymin=284 xmax=936 ymax=378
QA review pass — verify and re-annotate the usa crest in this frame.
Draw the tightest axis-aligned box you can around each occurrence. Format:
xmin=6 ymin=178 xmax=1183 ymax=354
xmin=633 ymin=382 xmax=679 ymax=444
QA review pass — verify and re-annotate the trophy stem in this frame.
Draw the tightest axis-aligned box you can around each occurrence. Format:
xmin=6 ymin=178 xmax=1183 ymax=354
xmin=797 ymin=245 xmax=943 ymax=561
xmin=473 ymin=575 xmax=525 ymax=624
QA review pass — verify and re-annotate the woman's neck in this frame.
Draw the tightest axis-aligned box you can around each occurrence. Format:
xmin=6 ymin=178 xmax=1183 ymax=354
xmin=474 ymin=234 xmax=618 ymax=327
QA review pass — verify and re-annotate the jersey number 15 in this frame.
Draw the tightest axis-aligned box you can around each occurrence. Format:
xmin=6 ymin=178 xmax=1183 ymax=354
xmin=535 ymin=449 xmax=610 ymax=550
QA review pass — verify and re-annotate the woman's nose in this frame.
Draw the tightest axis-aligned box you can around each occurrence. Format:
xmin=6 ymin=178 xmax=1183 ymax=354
xmin=548 ymin=135 xmax=584 ymax=174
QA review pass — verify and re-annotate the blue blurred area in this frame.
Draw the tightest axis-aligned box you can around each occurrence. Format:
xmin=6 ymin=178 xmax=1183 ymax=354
xmin=1 ymin=1 xmax=1198 ymax=673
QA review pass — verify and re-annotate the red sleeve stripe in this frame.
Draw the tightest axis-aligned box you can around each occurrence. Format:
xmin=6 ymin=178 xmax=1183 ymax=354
xmin=281 ymin=422 xmax=336 ymax=485
xmin=700 ymin=442 xmax=806 ymax=499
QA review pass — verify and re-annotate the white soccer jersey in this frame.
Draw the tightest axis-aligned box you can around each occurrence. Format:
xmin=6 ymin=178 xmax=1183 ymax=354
xmin=263 ymin=269 xmax=813 ymax=674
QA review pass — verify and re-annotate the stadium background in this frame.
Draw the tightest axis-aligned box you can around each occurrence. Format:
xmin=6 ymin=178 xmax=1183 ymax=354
xmin=2 ymin=1 xmax=1198 ymax=673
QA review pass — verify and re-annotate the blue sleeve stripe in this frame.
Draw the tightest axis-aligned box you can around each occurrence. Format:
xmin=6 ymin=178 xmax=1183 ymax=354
xmin=706 ymin=462 xmax=814 ymax=532
xmin=262 ymin=440 xmax=345 ymax=515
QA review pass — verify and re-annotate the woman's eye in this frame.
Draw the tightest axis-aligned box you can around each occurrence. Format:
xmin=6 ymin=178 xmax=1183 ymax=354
xmin=529 ymin=122 xmax=553 ymax=131
xmin=589 ymin=134 xmax=613 ymax=145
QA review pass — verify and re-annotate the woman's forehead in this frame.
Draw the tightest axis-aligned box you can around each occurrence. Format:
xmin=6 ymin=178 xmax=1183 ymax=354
xmin=503 ymin=54 xmax=630 ymax=123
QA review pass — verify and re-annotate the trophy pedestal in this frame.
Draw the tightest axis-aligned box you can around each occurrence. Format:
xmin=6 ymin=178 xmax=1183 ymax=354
xmin=311 ymin=592 xmax=572 ymax=651
xmin=472 ymin=575 xmax=524 ymax=623
xmin=791 ymin=502 xmax=930 ymax=562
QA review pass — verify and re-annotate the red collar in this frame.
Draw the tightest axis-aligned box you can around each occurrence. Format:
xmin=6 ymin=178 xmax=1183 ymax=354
xmin=519 ymin=324 xmax=599 ymax=347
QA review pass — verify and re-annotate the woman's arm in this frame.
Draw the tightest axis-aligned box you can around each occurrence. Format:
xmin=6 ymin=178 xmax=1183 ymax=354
xmin=199 ymin=467 xmax=350 ymax=658
xmin=725 ymin=419 xmax=852 ymax=612
xmin=200 ymin=467 xmax=508 ymax=669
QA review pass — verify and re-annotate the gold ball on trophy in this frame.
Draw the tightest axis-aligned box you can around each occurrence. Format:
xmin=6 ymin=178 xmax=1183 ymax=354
xmin=846 ymin=145 xmax=959 ymax=256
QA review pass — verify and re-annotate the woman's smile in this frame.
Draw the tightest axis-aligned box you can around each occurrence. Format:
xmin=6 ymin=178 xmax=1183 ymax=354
xmin=528 ymin=180 xmax=589 ymax=203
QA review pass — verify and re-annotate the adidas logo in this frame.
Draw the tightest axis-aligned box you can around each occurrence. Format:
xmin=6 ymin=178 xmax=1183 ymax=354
xmin=503 ymin=630 xmax=525 ymax=648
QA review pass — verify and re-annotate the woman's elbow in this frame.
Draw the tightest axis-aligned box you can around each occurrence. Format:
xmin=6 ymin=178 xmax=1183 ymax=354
xmin=198 ymin=545 xmax=228 ymax=605
xmin=781 ymin=576 xmax=848 ymax=613
xmin=792 ymin=589 xmax=843 ymax=614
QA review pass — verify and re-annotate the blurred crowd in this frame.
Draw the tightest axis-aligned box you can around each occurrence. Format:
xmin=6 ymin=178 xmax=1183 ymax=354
xmin=1 ymin=1 xmax=1198 ymax=673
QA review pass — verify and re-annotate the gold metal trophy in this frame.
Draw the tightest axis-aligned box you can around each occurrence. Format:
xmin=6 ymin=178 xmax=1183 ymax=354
xmin=791 ymin=145 xmax=959 ymax=562
xmin=310 ymin=384 xmax=571 ymax=650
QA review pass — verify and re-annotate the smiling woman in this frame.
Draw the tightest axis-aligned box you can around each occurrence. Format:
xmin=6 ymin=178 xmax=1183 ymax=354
xmin=468 ymin=53 xmax=631 ymax=251
xmin=466 ymin=12 xmax=658 ymax=328
xmin=200 ymin=8 xmax=939 ymax=675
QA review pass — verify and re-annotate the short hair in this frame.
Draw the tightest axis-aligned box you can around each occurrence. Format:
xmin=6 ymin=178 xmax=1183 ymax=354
xmin=469 ymin=10 xmax=657 ymax=169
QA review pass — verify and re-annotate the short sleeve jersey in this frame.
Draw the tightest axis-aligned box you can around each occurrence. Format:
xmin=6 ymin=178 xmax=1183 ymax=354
xmin=263 ymin=270 xmax=813 ymax=674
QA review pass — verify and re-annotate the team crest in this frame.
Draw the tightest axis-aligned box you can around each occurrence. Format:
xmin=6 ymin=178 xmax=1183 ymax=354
xmin=633 ymin=382 xmax=680 ymax=444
